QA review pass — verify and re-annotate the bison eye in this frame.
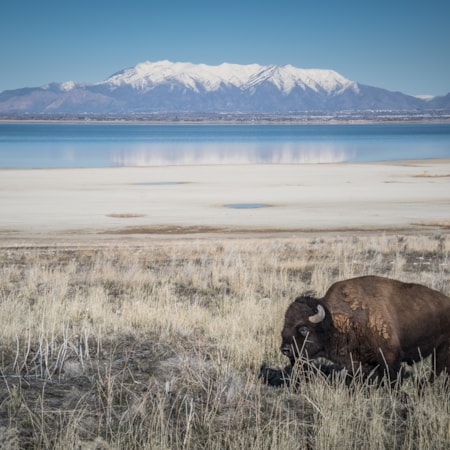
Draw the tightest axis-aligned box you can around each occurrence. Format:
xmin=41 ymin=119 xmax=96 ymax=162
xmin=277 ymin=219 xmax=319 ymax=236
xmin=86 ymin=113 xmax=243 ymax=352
xmin=298 ymin=326 xmax=309 ymax=337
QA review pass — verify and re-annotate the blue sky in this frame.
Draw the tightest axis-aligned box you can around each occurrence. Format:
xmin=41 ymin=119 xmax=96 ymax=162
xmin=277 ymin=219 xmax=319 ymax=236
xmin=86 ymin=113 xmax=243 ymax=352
xmin=1 ymin=0 xmax=449 ymax=96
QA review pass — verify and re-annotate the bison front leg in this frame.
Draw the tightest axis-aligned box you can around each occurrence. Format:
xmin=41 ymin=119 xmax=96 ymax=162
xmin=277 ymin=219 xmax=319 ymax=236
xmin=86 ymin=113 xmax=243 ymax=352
xmin=431 ymin=341 xmax=450 ymax=382
xmin=377 ymin=348 xmax=403 ymax=385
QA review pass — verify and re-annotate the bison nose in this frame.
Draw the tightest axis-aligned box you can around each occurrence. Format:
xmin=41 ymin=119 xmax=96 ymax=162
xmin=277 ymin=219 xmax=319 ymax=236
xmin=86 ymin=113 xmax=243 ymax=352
xmin=280 ymin=344 xmax=291 ymax=357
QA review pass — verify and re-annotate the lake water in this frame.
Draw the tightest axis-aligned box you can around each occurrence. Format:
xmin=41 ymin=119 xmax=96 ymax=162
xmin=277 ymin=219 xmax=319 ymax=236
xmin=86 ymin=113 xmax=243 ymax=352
xmin=0 ymin=122 xmax=449 ymax=168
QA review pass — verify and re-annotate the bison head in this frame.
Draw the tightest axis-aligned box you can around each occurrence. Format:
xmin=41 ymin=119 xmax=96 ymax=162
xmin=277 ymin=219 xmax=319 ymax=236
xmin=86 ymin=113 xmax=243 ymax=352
xmin=280 ymin=296 xmax=332 ymax=365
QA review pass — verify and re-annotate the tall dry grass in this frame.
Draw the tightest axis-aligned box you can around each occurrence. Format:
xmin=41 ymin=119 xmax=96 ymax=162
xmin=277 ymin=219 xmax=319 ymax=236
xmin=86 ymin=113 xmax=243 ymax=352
xmin=0 ymin=233 xmax=449 ymax=448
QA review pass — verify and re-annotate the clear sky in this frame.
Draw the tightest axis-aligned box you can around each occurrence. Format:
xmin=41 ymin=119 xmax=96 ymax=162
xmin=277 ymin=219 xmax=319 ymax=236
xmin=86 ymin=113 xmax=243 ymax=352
xmin=1 ymin=0 xmax=449 ymax=96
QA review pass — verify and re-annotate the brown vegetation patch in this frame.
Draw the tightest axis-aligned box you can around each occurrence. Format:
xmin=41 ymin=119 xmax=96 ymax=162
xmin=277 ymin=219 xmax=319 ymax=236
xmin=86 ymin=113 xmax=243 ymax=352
xmin=412 ymin=220 xmax=450 ymax=229
xmin=413 ymin=171 xmax=450 ymax=178
xmin=104 ymin=224 xmax=228 ymax=234
xmin=101 ymin=224 xmax=417 ymax=236
xmin=106 ymin=213 xmax=146 ymax=218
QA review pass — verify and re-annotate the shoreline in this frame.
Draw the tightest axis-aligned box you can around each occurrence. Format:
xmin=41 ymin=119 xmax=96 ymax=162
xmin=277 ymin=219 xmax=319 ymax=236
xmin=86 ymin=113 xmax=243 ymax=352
xmin=1 ymin=120 xmax=450 ymax=126
xmin=1 ymin=116 xmax=450 ymax=126
xmin=1 ymin=157 xmax=449 ymax=172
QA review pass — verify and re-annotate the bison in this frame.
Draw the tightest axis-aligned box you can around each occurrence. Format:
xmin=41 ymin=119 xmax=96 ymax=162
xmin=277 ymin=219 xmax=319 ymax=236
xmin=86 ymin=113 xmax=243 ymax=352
xmin=280 ymin=276 xmax=450 ymax=383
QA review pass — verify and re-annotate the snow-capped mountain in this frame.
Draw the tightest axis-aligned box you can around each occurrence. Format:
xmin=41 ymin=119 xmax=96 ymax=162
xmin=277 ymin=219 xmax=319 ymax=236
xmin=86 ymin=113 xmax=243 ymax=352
xmin=0 ymin=60 xmax=448 ymax=114
xmin=104 ymin=60 xmax=357 ymax=95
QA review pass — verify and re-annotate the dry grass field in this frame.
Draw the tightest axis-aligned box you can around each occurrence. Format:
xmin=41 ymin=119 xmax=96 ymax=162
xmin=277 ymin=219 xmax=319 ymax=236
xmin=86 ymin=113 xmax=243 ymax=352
xmin=0 ymin=232 xmax=449 ymax=449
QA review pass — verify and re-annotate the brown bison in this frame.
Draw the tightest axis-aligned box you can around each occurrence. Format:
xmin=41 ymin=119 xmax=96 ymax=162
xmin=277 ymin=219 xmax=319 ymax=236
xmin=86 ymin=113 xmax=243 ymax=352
xmin=280 ymin=276 xmax=450 ymax=383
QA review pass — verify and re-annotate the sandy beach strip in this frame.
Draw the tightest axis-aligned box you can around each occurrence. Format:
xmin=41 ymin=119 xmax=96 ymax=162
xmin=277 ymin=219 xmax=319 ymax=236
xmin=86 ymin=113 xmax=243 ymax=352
xmin=0 ymin=159 xmax=449 ymax=240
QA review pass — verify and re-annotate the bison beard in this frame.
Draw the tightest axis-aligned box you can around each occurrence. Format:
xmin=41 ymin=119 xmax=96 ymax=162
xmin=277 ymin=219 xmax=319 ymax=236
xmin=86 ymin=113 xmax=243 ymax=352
xmin=259 ymin=360 xmax=350 ymax=387
xmin=277 ymin=276 xmax=450 ymax=384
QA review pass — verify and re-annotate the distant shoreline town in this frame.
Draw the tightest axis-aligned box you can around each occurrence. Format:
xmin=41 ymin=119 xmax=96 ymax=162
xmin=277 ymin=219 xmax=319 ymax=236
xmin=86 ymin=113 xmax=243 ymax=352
xmin=1 ymin=111 xmax=450 ymax=124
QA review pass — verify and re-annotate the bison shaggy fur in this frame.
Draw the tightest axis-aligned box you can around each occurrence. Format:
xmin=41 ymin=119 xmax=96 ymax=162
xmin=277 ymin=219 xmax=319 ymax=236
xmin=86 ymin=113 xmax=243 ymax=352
xmin=280 ymin=276 xmax=450 ymax=383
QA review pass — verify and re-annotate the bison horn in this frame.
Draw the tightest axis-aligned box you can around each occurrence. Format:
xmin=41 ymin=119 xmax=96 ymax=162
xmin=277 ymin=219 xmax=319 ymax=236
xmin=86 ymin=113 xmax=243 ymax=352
xmin=308 ymin=305 xmax=326 ymax=323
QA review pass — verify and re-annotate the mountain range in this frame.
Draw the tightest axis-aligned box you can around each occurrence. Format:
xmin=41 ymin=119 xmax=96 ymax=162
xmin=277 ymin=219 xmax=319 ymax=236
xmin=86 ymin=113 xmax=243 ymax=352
xmin=0 ymin=60 xmax=449 ymax=114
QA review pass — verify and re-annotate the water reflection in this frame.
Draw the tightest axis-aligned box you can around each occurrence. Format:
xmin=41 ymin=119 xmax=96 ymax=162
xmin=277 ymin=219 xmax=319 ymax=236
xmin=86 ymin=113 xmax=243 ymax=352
xmin=112 ymin=142 xmax=353 ymax=166
xmin=1 ymin=123 xmax=449 ymax=168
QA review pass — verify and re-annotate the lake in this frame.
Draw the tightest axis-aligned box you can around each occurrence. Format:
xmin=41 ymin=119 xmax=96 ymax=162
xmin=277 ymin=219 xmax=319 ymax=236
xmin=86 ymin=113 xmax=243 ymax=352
xmin=0 ymin=122 xmax=449 ymax=168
